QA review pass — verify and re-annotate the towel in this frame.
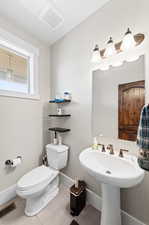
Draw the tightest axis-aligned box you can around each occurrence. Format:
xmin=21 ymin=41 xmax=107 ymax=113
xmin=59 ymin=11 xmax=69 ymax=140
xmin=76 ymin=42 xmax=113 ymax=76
xmin=137 ymin=104 xmax=149 ymax=171
xmin=137 ymin=104 xmax=149 ymax=150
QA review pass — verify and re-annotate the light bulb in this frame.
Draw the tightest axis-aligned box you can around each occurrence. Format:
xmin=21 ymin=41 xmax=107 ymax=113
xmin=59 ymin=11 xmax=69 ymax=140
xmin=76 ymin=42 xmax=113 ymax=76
xmin=121 ymin=28 xmax=136 ymax=51
xmin=104 ymin=37 xmax=116 ymax=58
xmin=91 ymin=45 xmax=101 ymax=63
xmin=112 ymin=60 xmax=123 ymax=67
xmin=126 ymin=54 xmax=140 ymax=62
xmin=99 ymin=63 xmax=109 ymax=71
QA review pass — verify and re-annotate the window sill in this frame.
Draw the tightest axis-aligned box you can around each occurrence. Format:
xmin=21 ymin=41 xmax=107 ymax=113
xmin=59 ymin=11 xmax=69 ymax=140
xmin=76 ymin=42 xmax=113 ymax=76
xmin=0 ymin=90 xmax=40 ymax=100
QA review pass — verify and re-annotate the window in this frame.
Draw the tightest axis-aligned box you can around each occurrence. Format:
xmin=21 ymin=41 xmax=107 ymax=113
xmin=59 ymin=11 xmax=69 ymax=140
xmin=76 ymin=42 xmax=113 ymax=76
xmin=0 ymin=28 xmax=39 ymax=99
xmin=0 ymin=47 xmax=29 ymax=93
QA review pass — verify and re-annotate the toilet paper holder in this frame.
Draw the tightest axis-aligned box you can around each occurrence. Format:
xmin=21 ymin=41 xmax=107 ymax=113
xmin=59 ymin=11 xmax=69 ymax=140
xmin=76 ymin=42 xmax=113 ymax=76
xmin=5 ymin=156 xmax=22 ymax=167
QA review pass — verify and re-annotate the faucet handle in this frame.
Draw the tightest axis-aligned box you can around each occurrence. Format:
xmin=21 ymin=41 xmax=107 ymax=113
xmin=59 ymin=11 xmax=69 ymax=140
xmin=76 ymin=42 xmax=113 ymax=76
xmin=97 ymin=143 xmax=106 ymax=152
xmin=119 ymin=149 xmax=129 ymax=157
xmin=102 ymin=144 xmax=106 ymax=152
xmin=107 ymin=144 xmax=114 ymax=154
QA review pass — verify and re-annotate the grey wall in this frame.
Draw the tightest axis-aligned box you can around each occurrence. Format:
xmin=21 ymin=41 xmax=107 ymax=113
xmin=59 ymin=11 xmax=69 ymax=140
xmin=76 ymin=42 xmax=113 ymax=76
xmin=51 ymin=0 xmax=149 ymax=224
xmin=92 ymin=56 xmax=145 ymax=139
xmin=0 ymin=17 xmax=50 ymax=191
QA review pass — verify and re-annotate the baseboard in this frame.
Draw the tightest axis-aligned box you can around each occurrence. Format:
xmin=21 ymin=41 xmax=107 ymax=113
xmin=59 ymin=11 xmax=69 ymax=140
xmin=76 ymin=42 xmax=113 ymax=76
xmin=0 ymin=184 xmax=16 ymax=206
xmin=60 ymin=172 xmax=146 ymax=225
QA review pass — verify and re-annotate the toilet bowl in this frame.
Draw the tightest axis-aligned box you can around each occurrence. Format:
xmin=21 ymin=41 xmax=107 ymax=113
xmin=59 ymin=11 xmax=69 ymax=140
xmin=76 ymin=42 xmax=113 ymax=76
xmin=16 ymin=144 xmax=68 ymax=216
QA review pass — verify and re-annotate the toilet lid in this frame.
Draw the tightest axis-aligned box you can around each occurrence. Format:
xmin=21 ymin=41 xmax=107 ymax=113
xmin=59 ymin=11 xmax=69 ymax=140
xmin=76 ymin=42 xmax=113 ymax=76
xmin=17 ymin=165 xmax=55 ymax=190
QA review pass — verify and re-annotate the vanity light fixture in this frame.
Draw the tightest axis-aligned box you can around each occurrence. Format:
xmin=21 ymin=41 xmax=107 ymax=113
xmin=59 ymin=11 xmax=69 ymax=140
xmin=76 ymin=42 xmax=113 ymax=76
xmin=121 ymin=28 xmax=136 ymax=51
xmin=104 ymin=37 xmax=116 ymax=57
xmin=91 ymin=29 xmax=145 ymax=68
xmin=91 ymin=44 xmax=101 ymax=63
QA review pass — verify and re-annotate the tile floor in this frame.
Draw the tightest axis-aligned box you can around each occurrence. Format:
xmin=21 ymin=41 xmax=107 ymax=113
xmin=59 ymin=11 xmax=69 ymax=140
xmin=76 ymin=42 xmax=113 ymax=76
xmin=0 ymin=185 xmax=101 ymax=225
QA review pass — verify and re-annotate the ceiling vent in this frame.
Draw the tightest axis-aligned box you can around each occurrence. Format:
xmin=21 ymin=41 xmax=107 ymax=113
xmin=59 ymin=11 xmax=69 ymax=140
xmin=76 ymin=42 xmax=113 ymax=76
xmin=21 ymin=0 xmax=63 ymax=30
xmin=40 ymin=7 xmax=64 ymax=30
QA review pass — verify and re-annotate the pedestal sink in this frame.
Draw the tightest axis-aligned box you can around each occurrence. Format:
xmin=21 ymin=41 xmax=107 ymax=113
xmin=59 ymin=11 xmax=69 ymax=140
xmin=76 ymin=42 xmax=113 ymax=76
xmin=79 ymin=148 xmax=144 ymax=225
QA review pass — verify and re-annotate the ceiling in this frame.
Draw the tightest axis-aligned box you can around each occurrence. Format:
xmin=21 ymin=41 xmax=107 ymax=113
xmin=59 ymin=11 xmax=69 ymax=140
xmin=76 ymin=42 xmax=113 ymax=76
xmin=0 ymin=0 xmax=110 ymax=45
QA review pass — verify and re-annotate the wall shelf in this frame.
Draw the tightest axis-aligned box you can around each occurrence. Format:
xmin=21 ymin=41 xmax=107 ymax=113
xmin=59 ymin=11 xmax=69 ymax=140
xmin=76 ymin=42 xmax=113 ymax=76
xmin=49 ymin=114 xmax=71 ymax=117
xmin=48 ymin=97 xmax=71 ymax=139
xmin=48 ymin=127 xmax=71 ymax=133
xmin=49 ymin=99 xmax=71 ymax=103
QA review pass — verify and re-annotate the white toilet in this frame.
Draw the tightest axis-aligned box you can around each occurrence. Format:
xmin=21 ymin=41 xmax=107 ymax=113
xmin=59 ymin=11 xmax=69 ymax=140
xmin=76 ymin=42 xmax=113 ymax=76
xmin=16 ymin=144 xmax=68 ymax=216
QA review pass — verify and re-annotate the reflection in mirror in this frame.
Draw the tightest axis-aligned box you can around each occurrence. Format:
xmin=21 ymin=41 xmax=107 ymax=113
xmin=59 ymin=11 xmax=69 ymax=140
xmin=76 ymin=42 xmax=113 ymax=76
xmin=92 ymin=55 xmax=145 ymax=142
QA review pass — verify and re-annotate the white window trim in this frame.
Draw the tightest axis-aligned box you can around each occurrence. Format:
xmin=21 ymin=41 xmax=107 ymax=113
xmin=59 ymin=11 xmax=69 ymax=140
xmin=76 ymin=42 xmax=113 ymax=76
xmin=0 ymin=27 xmax=40 ymax=100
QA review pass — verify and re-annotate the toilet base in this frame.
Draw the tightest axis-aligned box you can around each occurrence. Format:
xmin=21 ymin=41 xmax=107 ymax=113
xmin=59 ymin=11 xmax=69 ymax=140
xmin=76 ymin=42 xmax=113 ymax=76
xmin=25 ymin=176 xmax=59 ymax=216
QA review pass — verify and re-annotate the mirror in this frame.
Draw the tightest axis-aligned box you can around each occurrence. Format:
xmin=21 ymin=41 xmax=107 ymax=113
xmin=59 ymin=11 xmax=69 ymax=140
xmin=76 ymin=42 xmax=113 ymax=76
xmin=92 ymin=55 xmax=145 ymax=141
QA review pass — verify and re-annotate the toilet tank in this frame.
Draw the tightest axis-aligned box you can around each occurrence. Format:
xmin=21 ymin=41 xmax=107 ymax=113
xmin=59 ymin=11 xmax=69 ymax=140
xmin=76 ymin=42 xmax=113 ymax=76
xmin=46 ymin=144 xmax=69 ymax=170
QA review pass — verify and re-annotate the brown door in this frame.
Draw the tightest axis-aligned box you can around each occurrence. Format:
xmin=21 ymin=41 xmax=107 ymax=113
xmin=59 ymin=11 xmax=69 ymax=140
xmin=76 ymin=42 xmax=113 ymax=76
xmin=118 ymin=80 xmax=145 ymax=141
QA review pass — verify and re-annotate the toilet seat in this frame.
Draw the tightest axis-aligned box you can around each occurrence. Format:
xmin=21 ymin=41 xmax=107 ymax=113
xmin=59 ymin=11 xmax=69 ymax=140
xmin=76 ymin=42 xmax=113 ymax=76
xmin=17 ymin=165 xmax=58 ymax=192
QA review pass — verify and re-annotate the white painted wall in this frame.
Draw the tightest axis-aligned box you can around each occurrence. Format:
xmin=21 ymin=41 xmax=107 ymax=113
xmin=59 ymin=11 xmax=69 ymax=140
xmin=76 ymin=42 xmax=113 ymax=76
xmin=51 ymin=0 xmax=149 ymax=224
xmin=0 ymin=17 xmax=50 ymax=191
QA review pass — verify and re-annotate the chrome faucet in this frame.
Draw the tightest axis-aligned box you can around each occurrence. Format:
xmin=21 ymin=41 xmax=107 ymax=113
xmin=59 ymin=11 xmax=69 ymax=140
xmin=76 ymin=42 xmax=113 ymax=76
xmin=119 ymin=149 xmax=129 ymax=157
xmin=107 ymin=144 xmax=114 ymax=155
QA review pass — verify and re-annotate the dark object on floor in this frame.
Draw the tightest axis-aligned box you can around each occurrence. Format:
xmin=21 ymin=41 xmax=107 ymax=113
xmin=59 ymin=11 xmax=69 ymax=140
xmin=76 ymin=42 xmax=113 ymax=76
xmin=0 ymin=202 xmax=16 ymax=218
xmin=70 ymin=180 xmax=86 ymax=216
xmin=70 ymin=220 xmax=79 ymax=225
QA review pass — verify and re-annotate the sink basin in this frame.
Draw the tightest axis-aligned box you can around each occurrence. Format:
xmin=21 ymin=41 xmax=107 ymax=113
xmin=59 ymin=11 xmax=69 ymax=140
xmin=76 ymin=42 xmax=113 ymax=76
xmin=79 ymin=148 xmax=144 ymax=188
xmin=79 ymin=148 xmax=144 ymax=225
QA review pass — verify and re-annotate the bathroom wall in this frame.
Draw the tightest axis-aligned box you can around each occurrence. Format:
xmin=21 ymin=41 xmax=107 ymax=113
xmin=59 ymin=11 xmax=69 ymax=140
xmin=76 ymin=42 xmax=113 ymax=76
xmin=0 ymin=17 xmax=50 ymax=191
xmin=51 ymin=0 xmax=149 ymax=224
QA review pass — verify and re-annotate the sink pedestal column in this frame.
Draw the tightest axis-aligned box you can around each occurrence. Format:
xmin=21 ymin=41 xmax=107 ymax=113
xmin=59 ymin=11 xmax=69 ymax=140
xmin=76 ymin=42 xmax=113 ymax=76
xmin=101 ymin=184 xmax=121 ymax=225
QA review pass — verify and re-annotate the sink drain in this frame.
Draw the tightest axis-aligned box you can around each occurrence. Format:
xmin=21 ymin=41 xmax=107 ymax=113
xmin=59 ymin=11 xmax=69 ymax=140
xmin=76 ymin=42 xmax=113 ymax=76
xmin=105 ymin=170 xmax=111 ymax=174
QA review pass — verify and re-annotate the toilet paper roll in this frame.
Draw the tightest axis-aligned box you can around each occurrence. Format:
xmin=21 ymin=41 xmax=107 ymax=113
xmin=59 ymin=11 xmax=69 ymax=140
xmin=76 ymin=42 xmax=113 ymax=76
xmin=11 ymin=157 xmax=22 ymax=167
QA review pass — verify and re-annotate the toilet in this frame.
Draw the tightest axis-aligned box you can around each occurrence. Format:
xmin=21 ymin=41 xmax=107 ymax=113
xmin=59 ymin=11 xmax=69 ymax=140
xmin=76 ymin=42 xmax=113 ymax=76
xmin=16 ymin=144 xmax=68 ymax=216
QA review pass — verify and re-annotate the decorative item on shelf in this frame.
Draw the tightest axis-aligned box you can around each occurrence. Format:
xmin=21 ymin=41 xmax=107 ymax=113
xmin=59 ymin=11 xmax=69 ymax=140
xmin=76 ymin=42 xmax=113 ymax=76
xmin=91 ymin=28 xmax=145 ymax=70
xmin=64 ymin=91 xmax=72 ymax=100
xmin=57 ymin=107 xmax=63 ymax=115
xmin=58 ymin=134 xmax=63 ymax=145
xmin=53 ymin=131 xmax=58 ymax=145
